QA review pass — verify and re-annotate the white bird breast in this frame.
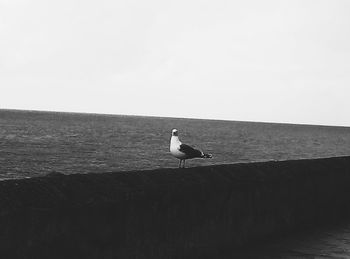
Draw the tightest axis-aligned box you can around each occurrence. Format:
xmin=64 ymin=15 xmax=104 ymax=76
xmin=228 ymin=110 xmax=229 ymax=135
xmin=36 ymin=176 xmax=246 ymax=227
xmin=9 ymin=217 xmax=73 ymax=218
xmin=170 ymin=136 xmax=187 ymax=159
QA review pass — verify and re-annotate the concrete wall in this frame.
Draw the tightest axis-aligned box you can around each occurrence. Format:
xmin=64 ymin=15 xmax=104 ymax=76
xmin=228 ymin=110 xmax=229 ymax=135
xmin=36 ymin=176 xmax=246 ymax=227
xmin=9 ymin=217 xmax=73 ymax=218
xmin=1 ymin=156 xmax=350 ymax=258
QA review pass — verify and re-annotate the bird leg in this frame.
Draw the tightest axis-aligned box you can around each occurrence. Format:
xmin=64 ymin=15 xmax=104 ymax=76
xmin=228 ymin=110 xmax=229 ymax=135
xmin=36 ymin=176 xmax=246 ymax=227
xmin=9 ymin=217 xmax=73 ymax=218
xmin=178 ymin=159 xmax=182 ymax=168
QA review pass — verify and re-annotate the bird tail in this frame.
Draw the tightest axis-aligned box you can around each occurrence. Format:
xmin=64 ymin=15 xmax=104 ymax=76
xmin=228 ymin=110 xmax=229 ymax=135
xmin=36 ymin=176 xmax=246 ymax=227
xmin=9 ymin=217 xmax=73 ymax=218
xmin=201 ymin=153 xmax=212 ymax=159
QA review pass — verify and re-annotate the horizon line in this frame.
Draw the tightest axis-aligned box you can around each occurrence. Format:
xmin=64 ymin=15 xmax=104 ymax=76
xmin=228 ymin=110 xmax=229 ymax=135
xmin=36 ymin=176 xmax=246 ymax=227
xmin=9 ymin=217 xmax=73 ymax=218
xmin=1 ymin=107 xmax=349 ymax=129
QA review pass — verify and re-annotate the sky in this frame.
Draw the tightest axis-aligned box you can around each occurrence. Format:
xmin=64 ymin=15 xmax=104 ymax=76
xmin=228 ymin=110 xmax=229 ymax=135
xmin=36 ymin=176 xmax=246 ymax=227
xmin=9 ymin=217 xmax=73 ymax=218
xmin=1 ymin=0 xmax=350 ymax=126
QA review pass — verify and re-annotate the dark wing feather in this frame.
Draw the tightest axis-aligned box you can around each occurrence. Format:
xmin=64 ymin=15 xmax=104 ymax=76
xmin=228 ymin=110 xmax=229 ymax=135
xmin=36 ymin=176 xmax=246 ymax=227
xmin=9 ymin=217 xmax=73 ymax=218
xmin=179 ymin=144 xmax=202 ymax=159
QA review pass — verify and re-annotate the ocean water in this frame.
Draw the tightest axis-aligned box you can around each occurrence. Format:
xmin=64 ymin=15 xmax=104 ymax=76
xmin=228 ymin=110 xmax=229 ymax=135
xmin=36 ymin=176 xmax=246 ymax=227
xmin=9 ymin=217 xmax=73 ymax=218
xmin=2 ymin=109 xmax=350 ymax=257
xmin=1 ymin=109 xmax=350 ymax=180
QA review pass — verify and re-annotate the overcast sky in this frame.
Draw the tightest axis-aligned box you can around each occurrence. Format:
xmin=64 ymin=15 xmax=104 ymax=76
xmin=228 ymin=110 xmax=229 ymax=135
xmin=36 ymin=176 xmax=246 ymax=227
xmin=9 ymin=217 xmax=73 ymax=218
xmin=1 ymin=0 xmax=350 ymax=126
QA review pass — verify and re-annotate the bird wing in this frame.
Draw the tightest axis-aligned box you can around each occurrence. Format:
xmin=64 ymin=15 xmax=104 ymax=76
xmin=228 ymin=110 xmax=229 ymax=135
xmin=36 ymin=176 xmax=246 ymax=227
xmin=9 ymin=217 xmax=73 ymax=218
xmin=179 ymin=144 xmax=202 ymax=158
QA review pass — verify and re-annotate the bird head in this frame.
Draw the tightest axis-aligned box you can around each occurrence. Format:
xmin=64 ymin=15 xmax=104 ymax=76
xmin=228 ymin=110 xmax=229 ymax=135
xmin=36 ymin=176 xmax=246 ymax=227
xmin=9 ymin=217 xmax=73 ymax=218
xmin=171 ymin=129 xmax=178 ymax=136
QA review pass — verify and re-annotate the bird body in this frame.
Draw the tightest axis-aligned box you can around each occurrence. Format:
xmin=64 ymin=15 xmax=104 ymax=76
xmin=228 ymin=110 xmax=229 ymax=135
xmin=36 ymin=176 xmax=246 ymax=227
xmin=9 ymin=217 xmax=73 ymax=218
xmin=170 ymin=135 xmax=187 ymax=159
xmin=170 ymin=129 xmax=212 ymax=168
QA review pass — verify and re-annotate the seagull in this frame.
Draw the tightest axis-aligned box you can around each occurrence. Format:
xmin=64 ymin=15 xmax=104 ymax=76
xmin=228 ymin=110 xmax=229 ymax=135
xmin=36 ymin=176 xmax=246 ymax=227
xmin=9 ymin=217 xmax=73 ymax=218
xmin=170 ymin=129 xmax=212 ymax=168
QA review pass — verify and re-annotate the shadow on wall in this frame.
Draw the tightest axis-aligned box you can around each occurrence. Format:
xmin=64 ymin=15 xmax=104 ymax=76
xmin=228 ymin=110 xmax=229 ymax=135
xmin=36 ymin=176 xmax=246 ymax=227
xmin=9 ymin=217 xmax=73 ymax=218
xmin=1 ymin=156 xmax=350 ymax=258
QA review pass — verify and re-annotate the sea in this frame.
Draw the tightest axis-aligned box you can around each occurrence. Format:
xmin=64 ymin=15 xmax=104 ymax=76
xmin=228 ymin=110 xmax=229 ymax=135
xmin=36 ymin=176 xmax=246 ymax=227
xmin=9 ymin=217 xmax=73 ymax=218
xmin=1 ymin=109 xmax=350 ymax=180
xmin=1 ymin=108 xmax=350 ymax=257
xmin=0 ymin=110 xmax=350 ymax=259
